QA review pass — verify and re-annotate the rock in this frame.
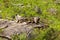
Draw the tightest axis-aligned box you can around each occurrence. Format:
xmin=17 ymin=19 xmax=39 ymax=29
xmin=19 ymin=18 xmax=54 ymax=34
xmin=0 ymin=20 xmax=8 ymax=29
xmin=47 ymin=8 xmax=57 ymax=15
xmin=55 ymin=0 xmax=60 ymax=4
xmin=0 ymin=18 xmax=49 ymax=40
xmin=0 ymin=23 xmax=49 ymax=40
xmin=0 ymin=36 xmax=11 ymax=40
xmin=0 ymin=23 xmax=33 ymax=39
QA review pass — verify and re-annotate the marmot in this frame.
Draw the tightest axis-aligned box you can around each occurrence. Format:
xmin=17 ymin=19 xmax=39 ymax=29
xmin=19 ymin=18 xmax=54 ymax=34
xmin=27 ymin=17 xmax=40 ymax=24
xmin=15 ymin=14 xmax=27 ymax=23
xmin=33 ymin=17 xmax=40 ymax=24
xmin=15 ymin=14 xmax=40 ymax=24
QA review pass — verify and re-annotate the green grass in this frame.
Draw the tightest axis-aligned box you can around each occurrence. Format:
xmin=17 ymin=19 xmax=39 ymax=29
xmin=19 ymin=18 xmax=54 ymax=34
xmin=0 ymin=0 xmax=60 ymax=40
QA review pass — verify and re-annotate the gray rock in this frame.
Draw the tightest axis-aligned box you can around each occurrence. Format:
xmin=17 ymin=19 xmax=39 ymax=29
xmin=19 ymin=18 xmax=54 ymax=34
xmin=55 ymin=0 xmax=60 ymax=4
xmin=47 ymin=8 xmax=57 ymax=15
xmin=0 ymin=18 xmax=49 ymax=40
xmin=0 ymin=23 xmax=33 ymax=39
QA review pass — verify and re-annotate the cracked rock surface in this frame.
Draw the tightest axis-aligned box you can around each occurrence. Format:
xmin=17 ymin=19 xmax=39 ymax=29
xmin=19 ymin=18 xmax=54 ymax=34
xmin=0 ymin=19 xmax=48 ymax=40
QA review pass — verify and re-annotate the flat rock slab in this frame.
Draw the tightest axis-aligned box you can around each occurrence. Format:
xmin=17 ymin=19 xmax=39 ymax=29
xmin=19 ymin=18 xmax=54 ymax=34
xmin=0 ymin=19 xmax=48 ymax=40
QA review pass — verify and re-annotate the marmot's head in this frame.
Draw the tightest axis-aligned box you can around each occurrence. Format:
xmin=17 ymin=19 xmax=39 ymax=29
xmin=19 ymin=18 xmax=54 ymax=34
xmin=33 ymin=17 xmax=40 ymax=24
